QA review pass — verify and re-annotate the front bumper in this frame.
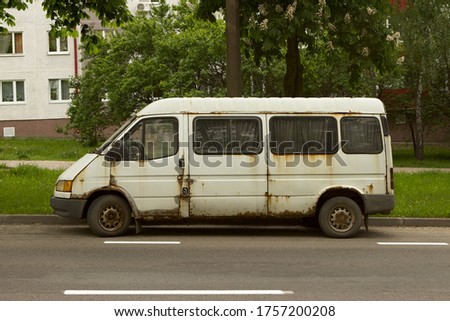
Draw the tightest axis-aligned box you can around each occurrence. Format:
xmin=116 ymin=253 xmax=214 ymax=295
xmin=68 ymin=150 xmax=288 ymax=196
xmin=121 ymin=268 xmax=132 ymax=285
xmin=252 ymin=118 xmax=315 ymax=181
xmin=50 ymin=197 xmax=87 ymax=219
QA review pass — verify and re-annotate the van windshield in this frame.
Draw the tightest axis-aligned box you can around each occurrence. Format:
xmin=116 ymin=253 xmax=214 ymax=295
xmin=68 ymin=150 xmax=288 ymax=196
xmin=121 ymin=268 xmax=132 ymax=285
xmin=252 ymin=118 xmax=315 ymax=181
xmin=93 ymin=115 xmax=137 ymax=154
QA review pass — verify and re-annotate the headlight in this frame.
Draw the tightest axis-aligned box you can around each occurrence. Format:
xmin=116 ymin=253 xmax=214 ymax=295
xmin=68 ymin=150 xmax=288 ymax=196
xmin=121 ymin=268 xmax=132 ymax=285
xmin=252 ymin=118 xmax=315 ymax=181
xmin=55 ymin=180 xmax=73 ymax=192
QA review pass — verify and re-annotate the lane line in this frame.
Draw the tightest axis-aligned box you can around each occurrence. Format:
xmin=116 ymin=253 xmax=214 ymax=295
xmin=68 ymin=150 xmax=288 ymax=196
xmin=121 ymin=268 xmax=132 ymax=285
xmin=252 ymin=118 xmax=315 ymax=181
xmin=104 ymin=241 xmax=181 ymax=245
xmin=64 ymin=290 xmax=293 ymax=296
xmin=377 ymin=242 xmax=448 ymax=246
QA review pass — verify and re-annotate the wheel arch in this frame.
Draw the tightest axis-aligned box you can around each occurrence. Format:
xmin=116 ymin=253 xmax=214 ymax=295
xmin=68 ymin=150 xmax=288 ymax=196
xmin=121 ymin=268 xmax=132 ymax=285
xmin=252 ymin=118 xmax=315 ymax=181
xmin=316 ymin=186 xmax=365 ymax=216
xmin=81 ymin=187 xmax=137 ymax=219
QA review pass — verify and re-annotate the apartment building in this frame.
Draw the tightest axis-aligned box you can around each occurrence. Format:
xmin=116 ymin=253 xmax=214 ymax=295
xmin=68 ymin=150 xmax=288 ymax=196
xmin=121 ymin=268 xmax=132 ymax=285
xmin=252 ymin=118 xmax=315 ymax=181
xmin=0 ymin=0 xmax=177 ymax=138
xmin=0 ymin=1 xmax=79 ymax=137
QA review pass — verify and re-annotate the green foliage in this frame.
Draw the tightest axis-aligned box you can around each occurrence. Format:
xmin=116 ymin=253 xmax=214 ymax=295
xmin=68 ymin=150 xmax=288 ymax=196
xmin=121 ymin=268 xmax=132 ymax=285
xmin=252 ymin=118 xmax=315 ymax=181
xmin=238 ymin=1 xmax=398 ymax=96
xmin=390 ymin=1 xmax=450 ymax=123
xmin=0 ymin=0 xmax=29 ymax=32
xmin=68 ymin=1 xmax=229 ymax=145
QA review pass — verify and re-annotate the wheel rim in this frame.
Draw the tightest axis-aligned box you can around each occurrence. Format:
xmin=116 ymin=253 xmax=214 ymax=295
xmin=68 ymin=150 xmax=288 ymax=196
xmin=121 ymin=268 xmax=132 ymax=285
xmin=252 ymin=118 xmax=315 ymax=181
xmin=329 ymin=206 xmax=355 ymax=233
xmin=98 ymin=205 xmax=125 ymax=232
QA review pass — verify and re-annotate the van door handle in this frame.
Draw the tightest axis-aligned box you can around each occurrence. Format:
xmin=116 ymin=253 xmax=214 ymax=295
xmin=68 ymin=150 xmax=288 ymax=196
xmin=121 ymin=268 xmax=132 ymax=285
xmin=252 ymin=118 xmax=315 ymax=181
xmin=179 ymin=157 xmax=185 ymax=169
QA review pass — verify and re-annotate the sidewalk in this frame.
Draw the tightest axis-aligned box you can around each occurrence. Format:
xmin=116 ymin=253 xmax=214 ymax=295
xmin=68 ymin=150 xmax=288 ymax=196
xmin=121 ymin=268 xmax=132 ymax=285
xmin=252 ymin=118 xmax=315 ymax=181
xmin=2 ymin=160 xmax=450 ymax=172
xmin=0 ymin=160 xmax=74 ymax=170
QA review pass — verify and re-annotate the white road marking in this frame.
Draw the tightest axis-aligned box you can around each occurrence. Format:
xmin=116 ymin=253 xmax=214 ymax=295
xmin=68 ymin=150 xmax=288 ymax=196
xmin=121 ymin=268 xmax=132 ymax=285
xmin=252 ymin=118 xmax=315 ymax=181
xmin=104 ymin=241 xmax=181 ymax=245
xmin=64 ymin=290 xmax=294 ymax=296
xmin=377 ymin=242 xmax=448 ymax=246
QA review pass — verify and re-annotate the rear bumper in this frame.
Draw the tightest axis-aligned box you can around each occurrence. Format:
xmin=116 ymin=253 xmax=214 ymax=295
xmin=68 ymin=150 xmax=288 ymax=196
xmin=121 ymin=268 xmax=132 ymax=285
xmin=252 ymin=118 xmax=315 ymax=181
xmin=362 ymin=194 xmax=395 ymax=215
xmin=50 ymin=197 xmax=87 ymax=219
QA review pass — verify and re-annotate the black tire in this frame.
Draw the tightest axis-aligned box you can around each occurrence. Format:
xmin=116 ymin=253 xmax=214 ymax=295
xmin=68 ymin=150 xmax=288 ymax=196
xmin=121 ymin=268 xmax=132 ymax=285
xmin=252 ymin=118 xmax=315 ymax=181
xmin=87 ymin=195 xmax=131 ymax=237
xmin=318 ymin=197 xmax=363 ymax=238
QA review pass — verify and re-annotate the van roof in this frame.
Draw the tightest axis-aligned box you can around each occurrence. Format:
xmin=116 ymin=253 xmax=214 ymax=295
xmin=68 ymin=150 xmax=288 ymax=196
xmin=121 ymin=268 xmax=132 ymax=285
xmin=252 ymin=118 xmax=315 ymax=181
xmin=136 ymin=97 xmax=386 ymax=116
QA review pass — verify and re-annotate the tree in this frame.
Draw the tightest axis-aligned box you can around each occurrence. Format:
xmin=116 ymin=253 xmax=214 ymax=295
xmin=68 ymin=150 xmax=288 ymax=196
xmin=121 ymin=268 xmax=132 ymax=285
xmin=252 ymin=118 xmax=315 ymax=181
xmin=1 ymin=0 xmax=133 ymax=53
xmin=389 ymin=0 xmax=450 ymax=160
xmin=68 ymin=2 xmax=227 ymax=145
xmin=199 ymin=0 xmax=398 ymax=97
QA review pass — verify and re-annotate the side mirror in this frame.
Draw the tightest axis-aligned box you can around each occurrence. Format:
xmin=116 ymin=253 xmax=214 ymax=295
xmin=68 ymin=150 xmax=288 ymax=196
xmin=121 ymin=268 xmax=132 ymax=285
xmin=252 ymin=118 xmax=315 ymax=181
xmin=105 ymin=142 xmax=123 ymax=162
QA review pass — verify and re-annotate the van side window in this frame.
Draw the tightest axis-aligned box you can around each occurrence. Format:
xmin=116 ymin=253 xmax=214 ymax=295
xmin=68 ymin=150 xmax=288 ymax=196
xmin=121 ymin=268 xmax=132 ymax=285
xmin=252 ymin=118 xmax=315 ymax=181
xmin=270 ymin=116 xmax=338 ymax=154
xmin=121 ymin=117 xmax=178 ymax=160
xmin=341 ymin=117 xmax=382 ymax=154
xmin=194 ymin=117 xmax=262 ymax=155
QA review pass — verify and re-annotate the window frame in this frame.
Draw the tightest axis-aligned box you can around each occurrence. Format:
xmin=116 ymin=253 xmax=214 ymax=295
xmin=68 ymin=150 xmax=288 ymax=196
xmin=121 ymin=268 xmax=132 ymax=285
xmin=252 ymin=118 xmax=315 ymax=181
xmin=0 ymin=80 xmax=25 ymax=104
xmin=48 ymin=33 xmax=69 ymax=54
xmin=193 ymin=116 xmax=263 ymax=155
xmin=0 ymin=32 xmax=23 ymax=55
xmin=340 ymin=116 xmax=384 ymax=155
xmin=49 ymin=79 xmax=70 ymax=102
xmin=269 ymin=115 xmax=339 ymax=155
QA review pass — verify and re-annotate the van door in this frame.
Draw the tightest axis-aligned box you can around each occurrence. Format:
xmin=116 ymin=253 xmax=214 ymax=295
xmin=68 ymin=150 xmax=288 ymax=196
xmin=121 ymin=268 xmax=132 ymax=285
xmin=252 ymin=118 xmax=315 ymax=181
xmin=267 ymin=115 xmax=340 ymax=216
xmin=188 ymin=115 xmax=267 ymax=217
xmin=339 ymin=116 xmax=387 ymax=193
xmin=107 ymin=115 xmax=189 ymax=219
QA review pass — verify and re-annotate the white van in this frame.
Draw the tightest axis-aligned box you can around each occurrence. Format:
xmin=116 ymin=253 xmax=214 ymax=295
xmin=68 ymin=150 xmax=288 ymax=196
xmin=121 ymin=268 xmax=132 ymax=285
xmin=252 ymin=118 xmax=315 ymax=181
xmin=51 ymin=97 xmax=394 ymax=238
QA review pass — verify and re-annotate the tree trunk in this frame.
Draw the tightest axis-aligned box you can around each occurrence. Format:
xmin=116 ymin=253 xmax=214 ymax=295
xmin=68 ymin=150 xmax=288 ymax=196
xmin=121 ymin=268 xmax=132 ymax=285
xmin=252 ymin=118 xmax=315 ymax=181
xmin=225 ymin=0 xmax=242 ymax=97
xmin=283 ymin=35 xmax=304 ymax=97
xmin=414 ymin=70 xmax=425 ymax=161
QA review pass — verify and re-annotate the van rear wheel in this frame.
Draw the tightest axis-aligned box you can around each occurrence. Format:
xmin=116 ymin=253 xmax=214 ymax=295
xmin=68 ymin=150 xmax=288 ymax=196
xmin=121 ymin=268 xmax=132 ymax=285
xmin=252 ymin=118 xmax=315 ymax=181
xmin=318 ymin=197 xmax=362 ymax=238
xmin=87 ymin=195 xmax=131 ymax=237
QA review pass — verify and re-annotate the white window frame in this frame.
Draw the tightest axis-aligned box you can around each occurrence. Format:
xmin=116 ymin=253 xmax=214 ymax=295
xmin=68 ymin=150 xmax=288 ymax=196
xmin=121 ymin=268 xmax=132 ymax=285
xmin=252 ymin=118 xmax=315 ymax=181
xmin=0 ymin=80 xmax=25 ymax=104
xmin=48 ymin=33 xmax=69 ymax=54
xmin=0 ymin=32 xmax=23 ymax=55
xmin=49 ymin=79 xmax=70 ymax=102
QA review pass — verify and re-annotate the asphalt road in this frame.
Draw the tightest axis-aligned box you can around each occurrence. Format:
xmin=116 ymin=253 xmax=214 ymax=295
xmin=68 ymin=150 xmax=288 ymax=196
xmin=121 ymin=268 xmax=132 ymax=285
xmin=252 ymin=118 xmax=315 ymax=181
xmin=1 ymin=224 xmax=449 ymax=301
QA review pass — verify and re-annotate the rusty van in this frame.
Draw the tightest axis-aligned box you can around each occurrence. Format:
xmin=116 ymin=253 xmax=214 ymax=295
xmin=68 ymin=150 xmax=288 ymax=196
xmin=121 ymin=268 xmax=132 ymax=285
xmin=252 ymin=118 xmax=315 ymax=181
xmin=50 ymin=97 xmax=395 ymax=238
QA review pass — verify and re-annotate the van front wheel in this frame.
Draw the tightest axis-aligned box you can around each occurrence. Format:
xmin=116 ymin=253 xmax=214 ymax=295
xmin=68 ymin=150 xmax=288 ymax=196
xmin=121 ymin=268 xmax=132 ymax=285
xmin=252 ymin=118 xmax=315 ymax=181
xmin=318 ymin=197 xmax=362 ymax=238
xmin=87 ymin=195 xmax=131 ymax=237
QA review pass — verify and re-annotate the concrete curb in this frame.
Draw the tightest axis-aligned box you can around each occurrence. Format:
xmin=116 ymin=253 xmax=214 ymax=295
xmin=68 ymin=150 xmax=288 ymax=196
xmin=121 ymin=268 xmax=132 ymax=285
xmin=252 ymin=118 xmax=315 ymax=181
xmin=0 ymin=215 xmax=84 ymax=226
xmin=1 ymin=215 xmax=449 ymax=227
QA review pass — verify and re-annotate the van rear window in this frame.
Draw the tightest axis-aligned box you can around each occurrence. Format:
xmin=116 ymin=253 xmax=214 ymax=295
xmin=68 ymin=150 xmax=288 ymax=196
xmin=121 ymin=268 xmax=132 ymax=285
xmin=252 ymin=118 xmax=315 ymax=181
xmin=194 ymin=117 xmax=262 ymax=155
xmin=270 ymin=116 xmax=338 ymax=154
xmin=341 ymin=117 xmax=383 ymax=154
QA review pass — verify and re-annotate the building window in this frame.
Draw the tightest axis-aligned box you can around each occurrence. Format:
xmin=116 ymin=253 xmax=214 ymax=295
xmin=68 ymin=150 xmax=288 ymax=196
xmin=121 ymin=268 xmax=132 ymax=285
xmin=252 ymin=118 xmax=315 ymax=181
xmin=48 ymin=33 xmax=68 ymax=53
xmin=49 ymin=79 xmax=70 ymax=101
xmin=0 ymin=32 xmax=23 ymax=54
xmin=270 ymin=116 xmax=338 ymax=154
xmin=194 ymin=117 xmax=262 ymax=155
xmin=0 ymin=80 xmax=25 ymax=103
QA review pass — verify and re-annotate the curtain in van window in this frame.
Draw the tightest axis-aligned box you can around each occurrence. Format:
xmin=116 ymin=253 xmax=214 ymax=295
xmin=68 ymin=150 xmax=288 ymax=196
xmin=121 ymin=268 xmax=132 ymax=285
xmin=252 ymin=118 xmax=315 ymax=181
xmin=194 ymin=118 xmax=261 ymax=154
xmin=341 ymin=117 xmax=383 ymax=154
xmin=231 ymin=119 xmax=261 ymax=153
xmin=270 ymin=116 xmax=338 ymax=154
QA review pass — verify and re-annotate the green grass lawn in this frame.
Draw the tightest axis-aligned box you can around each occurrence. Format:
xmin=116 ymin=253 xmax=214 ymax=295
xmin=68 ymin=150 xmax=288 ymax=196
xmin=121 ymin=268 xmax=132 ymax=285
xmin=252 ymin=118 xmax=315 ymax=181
xmin=393 ymin=143 xmax=450 ymax=168
xmin=0 ymin=165 xmax=62 ymax=214
xmin=0 ymin=137 xmax=92 ymax=161
xmin=390 ymin=172 xmax=450 ymax=218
